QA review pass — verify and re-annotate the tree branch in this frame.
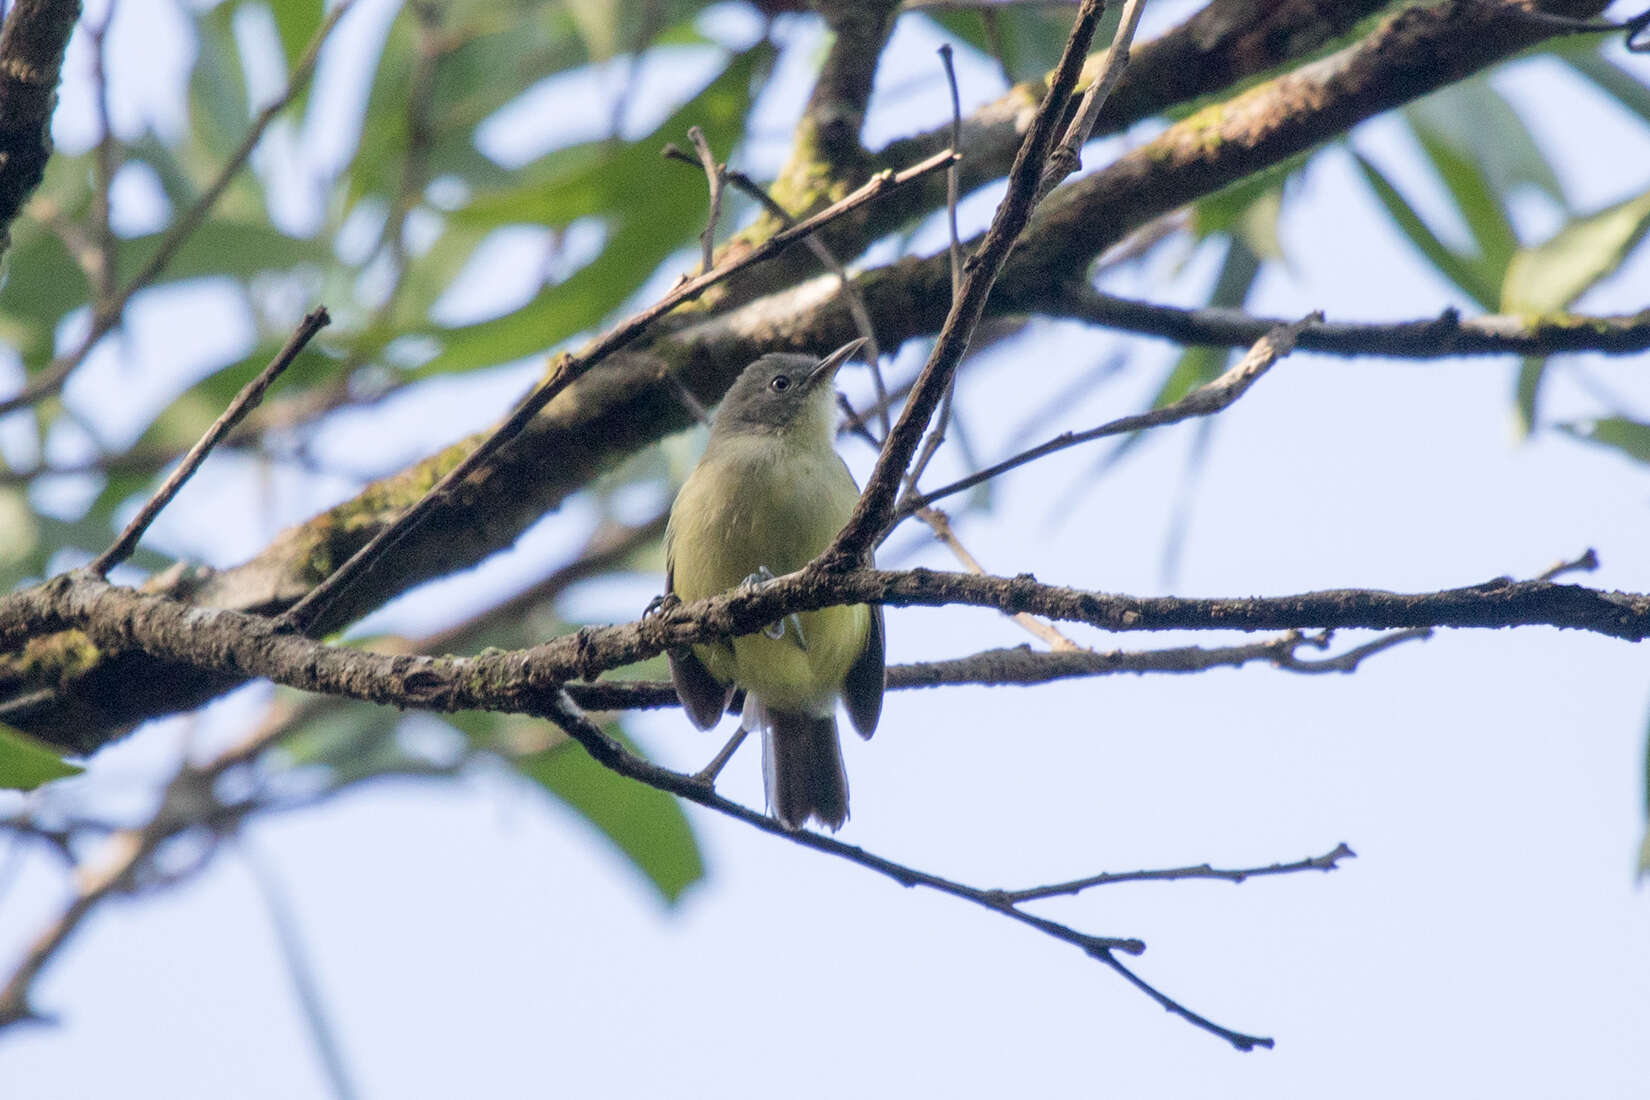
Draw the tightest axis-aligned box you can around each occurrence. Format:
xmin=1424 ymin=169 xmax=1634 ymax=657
xmin=0 ymin=0 xmax=80 ymax=256
xmin=1058 ymin=288 xmax=1650 ymax=358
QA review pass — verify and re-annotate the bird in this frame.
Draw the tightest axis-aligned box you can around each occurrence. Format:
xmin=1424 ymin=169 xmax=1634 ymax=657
xmin=664 ymin=338 xmax=885 ymax=831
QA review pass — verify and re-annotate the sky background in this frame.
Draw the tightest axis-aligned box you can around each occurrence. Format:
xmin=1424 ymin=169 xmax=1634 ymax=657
xmin=4 ymin=0 xmax=1650 ymax=1095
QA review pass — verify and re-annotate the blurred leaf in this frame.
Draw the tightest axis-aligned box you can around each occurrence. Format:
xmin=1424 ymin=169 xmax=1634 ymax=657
xmin=0 ymin=723 xmax=82 ymax=789
xmin=1100 ymin=237 xmax=1260 ymax=473
xmin=515 ymin=730 xmax=704 ymax=905
xmin=1408 ymin=76 xmax=1566 ymax=206
xmin=264 ymin=0 xmax=324 ymax=72
xmin=1501 ymin=188 xmax=1650 ymax=314
xmin=924 ymin=4 xmax=1119 ymax=84
xmin=189 ymin=6 xmax=253 ymax=160
xmin=1556 ymin=417 xmax=1650 ymax=464
xmin=1640 ymin=701 xmax=1650 ymax=880
xmin=450 ymin=710 xmax=704 ymax=904
xmin=1352 ymin=151 xmax=1495 ymax=308
xmin=1515 ymin=356 xmax=1545 ymax=436
xmin=414 ymin=45 xmax=769 ymax=376
xmin=112 ymin=221 xmax=330 ymax=288
xmin=1407 ymin=116 xmax=1518 ymax=287
xmin=0 ymin=488 xmax=40 ymax=591
xmin=1564 ymin=46 xmax=1650 ymax=130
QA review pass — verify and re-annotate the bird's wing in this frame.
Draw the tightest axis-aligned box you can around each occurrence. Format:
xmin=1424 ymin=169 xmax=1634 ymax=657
xmin=842 ymin=602 xmax=885 ymax=740
xmin=665 ymin=560 xmax=734 ymax=729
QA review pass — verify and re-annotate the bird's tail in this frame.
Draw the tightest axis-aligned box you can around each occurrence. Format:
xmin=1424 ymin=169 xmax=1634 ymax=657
xmin=747 ymin=697 xmax=848 ymax=831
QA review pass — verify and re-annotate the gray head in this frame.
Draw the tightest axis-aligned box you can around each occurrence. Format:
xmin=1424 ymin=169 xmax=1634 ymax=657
xmin=710 ymin=338 xmax=867 ymax=443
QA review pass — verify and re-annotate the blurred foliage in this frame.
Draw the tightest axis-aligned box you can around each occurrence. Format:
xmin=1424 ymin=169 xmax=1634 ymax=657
xmin=3 ymin=2 xmax=1650 ymax=880
xmin=0 ymin=722 xmax=82 ymax=789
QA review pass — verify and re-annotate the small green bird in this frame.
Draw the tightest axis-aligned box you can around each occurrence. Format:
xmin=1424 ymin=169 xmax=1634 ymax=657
xmin=665 ymin=338 xmax=885 ymax=831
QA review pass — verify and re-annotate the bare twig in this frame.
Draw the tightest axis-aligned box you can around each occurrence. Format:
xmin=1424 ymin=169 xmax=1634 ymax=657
xmin=902 ymin=314 xmax=1318 ymax=518
xmin=1006 ymin=842 xmax=1356 ymax=902
xmin=1538 ymin=548 xmax=1600 ymax=582
xmin=0 ymin=0 xmax=356 ymax=418
xmin=87 ymin=3 xmax=118 ymax=305
xmin=914 ymin=504 xmax=1083 ymax=650
xmin=901 ymin=43 xmax=968 ymax=495
xmin=1038 ymin=0 xmax=1149 ymax=198
xmin=686 ymin=125 xmax=724 ymax=277
xmin=537 ymin=689 xmax=1272 ymax=1049
xmin=663 ymin=144 xmax=891 ymax=435
xmin=824 ymin=0 xmax=1106 ymax=567
xmin=279 ymin=148 xmax=958 ymax=636
xmin=90 ymin=308 xmax=331 ymax=576
xmin=1271 ymin=628 xmax=1432 ymax=674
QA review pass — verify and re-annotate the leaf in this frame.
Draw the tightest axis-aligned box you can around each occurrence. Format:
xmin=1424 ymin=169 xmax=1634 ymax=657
xmin=1098 ymin=237 xmax=1260 ymax=473
xmin=412 ymin=46 xmax=769 ymax=376
xmin=1407 ymin=115 xmax=1518 ymax=286
xmin=1352 ymin=151 xmax=1495 ymax=308
xmin=1408 ymin=76 xmax=1565 ymax=206
xmin=1515 ymin=356 xmax=1545 ymax=436
xmin=515 ymin=734 xmax=704 ymax=905
xmin=263 ymin=0 xmax=323 ymax=72
xmin=1501 ymin=188 xmax=1650 ymax=315
xmin=112 ymin=220 xmax=331 ymax=289
xmin=924 ymin=4 xmax=1120 ymax=84
xmin=1564 ymin=47 xmax=1650 ymax=131
xmin=453 ymin=711 xmax=704 ymax=905
xmin=1556 ymin=417 xmax=1650 ymax=465
xmin=0 ymin=723 xmax=82 ymax=790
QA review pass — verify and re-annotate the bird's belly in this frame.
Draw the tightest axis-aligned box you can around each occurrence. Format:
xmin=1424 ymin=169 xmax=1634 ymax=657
xmin=669 ymin=438 xmax=868 ymax=712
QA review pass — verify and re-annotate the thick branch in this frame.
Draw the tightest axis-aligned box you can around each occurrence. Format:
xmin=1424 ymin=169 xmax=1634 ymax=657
xmin=2 ymin=567 xmax=1644 ymax=752
xmin=0 ymin=0 xmax=79 ymax=253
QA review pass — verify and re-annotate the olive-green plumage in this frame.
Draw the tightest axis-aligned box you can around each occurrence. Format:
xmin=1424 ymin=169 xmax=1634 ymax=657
xmin=665 ymin=339 xmax=885 ymax=831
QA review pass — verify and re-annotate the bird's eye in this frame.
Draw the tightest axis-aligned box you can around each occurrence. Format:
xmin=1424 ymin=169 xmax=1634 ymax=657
xmin=769 ymin=374 xmax=792 ymax=392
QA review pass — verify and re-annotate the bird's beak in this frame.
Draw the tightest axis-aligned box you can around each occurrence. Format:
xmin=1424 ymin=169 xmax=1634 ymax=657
xmin=806 ymin=337 xmax=870 ymax=389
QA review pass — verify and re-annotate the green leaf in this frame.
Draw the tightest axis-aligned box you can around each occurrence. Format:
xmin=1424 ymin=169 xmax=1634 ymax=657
xmin=112 ymin=220 xmax=331 ymax=289
xmin=264 ymin=0 xmax=323 ymax=72
xmin=1100 ymin=237 xmax=1260 ymax=472
xmin=1564 ymin=47 xmax=1650 ymax=131
xmin=1352 ymin=151 xmax=1495 ymax=308
xmin=1408 ymin=76 xmax=1565 ymax=206
xmin=514 ymin=729 xmax=704 ymax=905
xmin=1407 ymin=115 xmax=1518 ymax=285
xmin=1515 ymin=356 xmax=1545 ymax=436
xmin=924 ymin=4 xmax=1120 ymax=84
xmin=1556 ymin=417 xmax=1650 ymax=464
xmin=1501 ymin=188 xmax=1650 ymax=315
xmin=413 ymin=46 xmax=769 ymax=376
xmin=1639 ymin=702 xmax=1650 ymax=880
xmin=0 ymin=723 xmax=82 ymax=790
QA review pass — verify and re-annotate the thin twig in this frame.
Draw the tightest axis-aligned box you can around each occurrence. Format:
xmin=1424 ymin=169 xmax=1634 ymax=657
xmin=686 ymin=125 xmax=724 ymax=278
xmin=1006 ymin=842 xmax=1356 ymax=902
xmin=824 ymin=0 xmax=1106 ymax=567
xmin=902 ymin=314 xmax=1318 ymax=518
xmin=1538 ymin=548 xmax=1600 ymax=582
xmin=1038 ymin=0 xmax=1149 ymax=199
xmin=88 ymin=3 xmax=118 ymax=306
xmin=901 ymin=43 xmax=968 ymax=495
xmin=914 ymin=504 xmax=1083 ymax=650
xmin=1271 ymin=628 xmax=1432 ymax=673
xmin=538 ymin=690 xmax=1270 ymax=1049
xmin=90 ymin=308 xmax=330 ymax=576
xmin=663 ymin=145 xmax=892 ymax=436
xmin=279 ymin=149 xmax=958 ymax=636
xmin=0 ymin=0 xmax=355 ymax=418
